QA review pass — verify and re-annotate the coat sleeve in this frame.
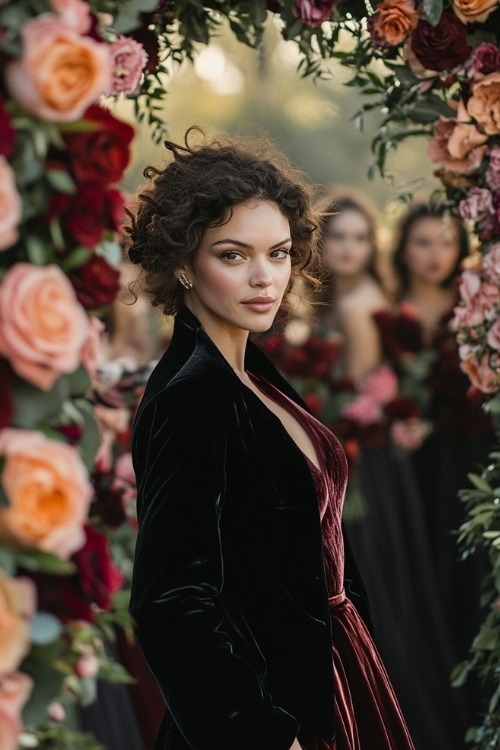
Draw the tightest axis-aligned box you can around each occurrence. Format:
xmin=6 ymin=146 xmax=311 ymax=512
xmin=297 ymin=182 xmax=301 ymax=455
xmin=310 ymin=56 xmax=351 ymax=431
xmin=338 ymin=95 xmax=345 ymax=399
xmin=129 ymin=380 xmax=299 ymax=750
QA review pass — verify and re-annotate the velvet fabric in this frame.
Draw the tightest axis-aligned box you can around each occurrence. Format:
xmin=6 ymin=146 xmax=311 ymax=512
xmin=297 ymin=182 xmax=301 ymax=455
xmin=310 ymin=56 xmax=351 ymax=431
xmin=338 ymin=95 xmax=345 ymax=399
xmin=129 ymin=306 xmax=368 ymax=750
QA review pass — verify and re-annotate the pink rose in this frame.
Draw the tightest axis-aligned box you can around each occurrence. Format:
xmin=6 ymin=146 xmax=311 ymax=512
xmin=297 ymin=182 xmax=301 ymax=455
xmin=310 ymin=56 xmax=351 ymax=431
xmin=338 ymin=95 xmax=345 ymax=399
xmin=474 ymin=42 xmax=500 ymax=75
xmin=428 ymin=116 xmax=487 ymax=174
xmin=5 ymin=16 xmax=110 ymax=122
xmin=109 ymin=36 xmax=148 ymax=95
xmin=51 ymin=0 xmax=91 ymax=33
xmin=48 ymin=702 xmax=66 ymax=722
xmin=75 ymin=654 xmax=100 ymax=679
xmin=459 ymin=347 xmax=498 ymax=393
xmin=390 ymin=418 xmax=430 ymax=450
xmin=0 ymin=263 xmax=90 ymax=391
xmin=0 ymin=428 xmax=92 ymax=558
xmin=459 ymin=186 xmax=494 ymax=230
xmin=114 ymin=452 xmax=135 ymax=487
xmin=487 ymin=317 xmax=500 ymax=351
xmin=0 ymin=572 xmax=36 ymax=677
xmin=80 ymin=316 xmax=105 ymax=383
xmin=340 ymin=394 xmax=383 ymax=426
xmin=361 ymin=365 xmax=399 ymax=405
xmin=0 ymin=671 xmax=33 ymax=750
xmin=292 ymin=0 xmax=337 ymax=27
xmin=0 ymin=157 xmax=22 ymax=252
xmin=482 ymin=243 xmax=500 ymax=284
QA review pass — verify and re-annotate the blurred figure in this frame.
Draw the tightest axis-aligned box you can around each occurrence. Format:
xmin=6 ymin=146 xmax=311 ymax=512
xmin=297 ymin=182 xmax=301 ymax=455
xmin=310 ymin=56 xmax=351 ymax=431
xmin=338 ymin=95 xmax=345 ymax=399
xmin=317 ymin=195 xmax=390 ymax=383
xmin=348 ymin=203 xmax=493 ymax=750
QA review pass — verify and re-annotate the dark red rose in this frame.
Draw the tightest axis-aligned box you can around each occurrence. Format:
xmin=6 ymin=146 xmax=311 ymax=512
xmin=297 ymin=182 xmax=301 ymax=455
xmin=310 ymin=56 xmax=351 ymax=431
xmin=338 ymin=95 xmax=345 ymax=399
xmin=410 ymin=11 xmax=470 ymax=71
xmin=64 ymin=105 xmax=134 ymax=186
xmin=128 ymin=25 xmax=160 ymax=71
xmin=292 ymin=0 xmax=337 ymax=27
xmin=69 ymin=253 xmax=120 ymax=309
xmin=93 ymin=474 xmax=127 ymax=528
xmin=475 ymin=42 xmax=500 ymax=75
xmin=385 ymin=397 xmax=421 ymax=420
xmin=373 ymin=309 xmax=423 ymax=358
xmin=52 ymin=185 xmax=125 ymax=248
xmin=0 ymin=98 xmax=15 ymax=159
xmin=0 ymin=359 xmax=13 ymax=429
xmin=31 ymin=524 xmax=122 ymax=623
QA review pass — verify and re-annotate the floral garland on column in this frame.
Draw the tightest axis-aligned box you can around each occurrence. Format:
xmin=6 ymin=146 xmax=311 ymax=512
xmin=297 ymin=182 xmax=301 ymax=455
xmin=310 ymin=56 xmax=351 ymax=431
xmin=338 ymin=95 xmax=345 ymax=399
xmin=1 ymin=0 xmax=500 ymax=748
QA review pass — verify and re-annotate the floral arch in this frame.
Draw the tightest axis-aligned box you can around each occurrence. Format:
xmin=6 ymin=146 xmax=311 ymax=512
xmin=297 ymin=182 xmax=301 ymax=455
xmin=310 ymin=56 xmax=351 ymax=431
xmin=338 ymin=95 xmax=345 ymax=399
xmin=0 ymin=1 xmax=499 ymax=748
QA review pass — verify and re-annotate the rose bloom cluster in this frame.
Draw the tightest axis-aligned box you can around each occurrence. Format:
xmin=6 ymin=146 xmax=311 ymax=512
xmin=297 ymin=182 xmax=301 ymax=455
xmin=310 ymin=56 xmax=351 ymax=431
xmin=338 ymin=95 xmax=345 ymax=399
xmin=453 ymin=250 xmax=500 ymax=393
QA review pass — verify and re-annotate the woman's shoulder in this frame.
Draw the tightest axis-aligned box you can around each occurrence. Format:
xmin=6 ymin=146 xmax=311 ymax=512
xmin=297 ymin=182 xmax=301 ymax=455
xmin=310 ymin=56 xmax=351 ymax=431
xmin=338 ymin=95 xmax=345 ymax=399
xmin=339 ymin=278 xmax=390 ymax=319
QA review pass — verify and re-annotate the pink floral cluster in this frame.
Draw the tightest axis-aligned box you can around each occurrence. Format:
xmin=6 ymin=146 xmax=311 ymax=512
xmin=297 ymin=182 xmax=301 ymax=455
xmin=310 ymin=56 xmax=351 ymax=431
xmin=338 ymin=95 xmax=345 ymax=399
xmin=453 ymin=248 xmax=500 ymax=393
xmin=0 ymin=1 xmax=149 ymax=745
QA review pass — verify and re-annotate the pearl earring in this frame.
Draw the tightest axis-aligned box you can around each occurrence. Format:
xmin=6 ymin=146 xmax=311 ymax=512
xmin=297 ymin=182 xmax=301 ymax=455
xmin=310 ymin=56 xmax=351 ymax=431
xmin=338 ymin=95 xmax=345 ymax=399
xmin=178 ymin=273 xmax=194 ymax=290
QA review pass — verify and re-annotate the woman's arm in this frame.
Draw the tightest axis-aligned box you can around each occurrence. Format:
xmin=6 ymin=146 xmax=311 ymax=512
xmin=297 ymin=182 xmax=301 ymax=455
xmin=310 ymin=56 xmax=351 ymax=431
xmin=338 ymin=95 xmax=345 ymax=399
xmin=130 ymin=381 xmax=299 ymax=750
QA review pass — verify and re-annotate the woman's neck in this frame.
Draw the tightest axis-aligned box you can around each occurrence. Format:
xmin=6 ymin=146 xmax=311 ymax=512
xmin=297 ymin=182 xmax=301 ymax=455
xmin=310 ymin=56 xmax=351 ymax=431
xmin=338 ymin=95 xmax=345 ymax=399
xmin=332 ymin=271 xmax=370 ymax=297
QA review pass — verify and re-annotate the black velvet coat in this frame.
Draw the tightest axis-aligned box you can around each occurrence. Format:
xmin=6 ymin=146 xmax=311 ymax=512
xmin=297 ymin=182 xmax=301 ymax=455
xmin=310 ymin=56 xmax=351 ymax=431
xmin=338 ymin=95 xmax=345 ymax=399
xmin=130 ymin=306 xmax=366 ymax=750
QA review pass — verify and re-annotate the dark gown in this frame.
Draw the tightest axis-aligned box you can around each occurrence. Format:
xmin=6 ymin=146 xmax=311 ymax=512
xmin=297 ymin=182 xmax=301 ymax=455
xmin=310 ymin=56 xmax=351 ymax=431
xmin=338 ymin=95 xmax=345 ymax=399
xmin=250 ymin=373 xmax=415 ymax=750
xmin=345 ymin=307 xmax=493 ymax=750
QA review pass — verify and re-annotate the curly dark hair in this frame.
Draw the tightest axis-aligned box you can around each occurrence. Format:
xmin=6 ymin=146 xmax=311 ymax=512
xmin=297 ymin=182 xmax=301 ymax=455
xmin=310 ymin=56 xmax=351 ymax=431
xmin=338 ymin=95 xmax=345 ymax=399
xmin=392 ymin=202 xmax=469 ymax=298
xmin=124 ymin=127 xmax=320 ymax=315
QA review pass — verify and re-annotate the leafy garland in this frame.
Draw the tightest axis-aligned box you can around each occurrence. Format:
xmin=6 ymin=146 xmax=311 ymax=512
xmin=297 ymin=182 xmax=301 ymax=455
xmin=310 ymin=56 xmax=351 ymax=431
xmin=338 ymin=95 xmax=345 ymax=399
xmin=0 ymin=0 xmax=499 ymax=748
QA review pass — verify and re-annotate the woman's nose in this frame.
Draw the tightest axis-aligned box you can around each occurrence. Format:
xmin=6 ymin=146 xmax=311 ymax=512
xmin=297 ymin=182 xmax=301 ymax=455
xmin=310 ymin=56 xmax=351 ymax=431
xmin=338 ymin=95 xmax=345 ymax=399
xmin=250 ymin=259 xmax=273 ymax=287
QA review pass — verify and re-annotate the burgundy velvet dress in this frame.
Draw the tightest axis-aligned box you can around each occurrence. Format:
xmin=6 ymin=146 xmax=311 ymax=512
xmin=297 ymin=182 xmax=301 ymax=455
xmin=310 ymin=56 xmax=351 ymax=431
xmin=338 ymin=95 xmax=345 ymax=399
xmin=251 ymin=374 xmax=415 ymax=750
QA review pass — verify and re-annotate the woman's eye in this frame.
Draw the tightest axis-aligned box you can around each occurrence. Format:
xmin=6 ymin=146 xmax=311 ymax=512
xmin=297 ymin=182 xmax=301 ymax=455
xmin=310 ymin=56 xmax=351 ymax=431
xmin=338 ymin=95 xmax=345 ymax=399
xmin=220 ymin=251 xmax=243 ymax=261
xmin=271 ymin=248 xmax=291 ymax=259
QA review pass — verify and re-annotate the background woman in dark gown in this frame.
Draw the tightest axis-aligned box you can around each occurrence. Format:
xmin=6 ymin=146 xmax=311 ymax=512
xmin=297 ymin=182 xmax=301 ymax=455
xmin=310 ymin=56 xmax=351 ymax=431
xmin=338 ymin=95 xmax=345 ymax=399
xmin=347 ymin=204 xmax=493 ymax=750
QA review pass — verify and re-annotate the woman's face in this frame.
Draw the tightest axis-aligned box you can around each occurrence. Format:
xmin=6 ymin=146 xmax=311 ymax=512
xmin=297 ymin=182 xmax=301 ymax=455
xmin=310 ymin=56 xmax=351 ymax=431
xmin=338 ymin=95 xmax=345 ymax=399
xmin=182 ymin=200 xmax=292 ymax=337
xmin=322 ymin=209 xmax=374 ymax=277
xmin=403 ymin=216 xmax=460 ymax=287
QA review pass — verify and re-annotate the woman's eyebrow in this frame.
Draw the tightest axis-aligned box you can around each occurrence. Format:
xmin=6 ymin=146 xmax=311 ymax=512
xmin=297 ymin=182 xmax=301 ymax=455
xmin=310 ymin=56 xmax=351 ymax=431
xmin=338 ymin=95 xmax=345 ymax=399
xmin=210 ymin=237 xmax=292 ymax=249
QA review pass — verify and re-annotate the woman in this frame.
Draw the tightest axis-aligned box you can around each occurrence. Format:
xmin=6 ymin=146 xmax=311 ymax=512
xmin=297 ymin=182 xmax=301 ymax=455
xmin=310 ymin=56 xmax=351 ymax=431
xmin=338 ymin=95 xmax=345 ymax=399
xmin=126 ymin=129 xmax=415 ymax=750
xmin=349 ymin=203 xmax=492 ymax=750
xmin=317 ymin=195 xmax=389 ymax=384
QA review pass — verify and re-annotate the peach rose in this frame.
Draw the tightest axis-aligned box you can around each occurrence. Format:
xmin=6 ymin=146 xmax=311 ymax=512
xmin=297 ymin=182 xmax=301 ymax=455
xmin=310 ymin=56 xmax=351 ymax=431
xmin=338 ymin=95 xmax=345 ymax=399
xmin=452 ymin=0 xmax=499 ymax=23
xmin=467 ymin=73 xmax=500 ymax=135
xmin=4 ymin=15 xmax=110 ymax=122
xmin=429 ymin=116 xmax=487 ymax=173
xmin=51 ymin=0 xmax=91 ymax=32
xmin=0 ymin=428 xmax=92 ymax=558
xmin=459 ymin=347 xmax=499 ymax=393
xmin=0 ymin=263 xmax=90 ymax=391
xmin=448 ymin=100 xmax=489 ymax=159
xmin=0 ymin=671 xmax=33 ymax=750
xmin=81 ymin=316 xmax=105 ymax=383
xmin=0 ymin=157 xmax=22 ymax=252
xmin=0 ymin=572 xmax=36 ymax=677
xmin=374 ymin=0 xmax=420 ymax=46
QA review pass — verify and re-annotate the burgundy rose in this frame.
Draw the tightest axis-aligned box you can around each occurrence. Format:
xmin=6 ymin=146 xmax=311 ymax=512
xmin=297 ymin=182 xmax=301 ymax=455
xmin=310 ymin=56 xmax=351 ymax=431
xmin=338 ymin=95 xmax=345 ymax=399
xmin=475 ymin=42 xmax=500 ymax=75
xmin=410 ymin=11 xmax=471 ymax=71
xmin=69 ymin=253 xmax=120 ymax=309
xmin=0 ymin=358 xmax=13 ymax=429
xmin=52 ymin=185 xmax=125 ymax=248
xmin=63 ymin=105 xmax=134 ymax=186
xmin=373 ymin=309 xmax=423 ymax=357
xmin=385 ymin=397 xmax=421 ymax=420
xmin=292 ymin=0 xmax=337 ymax=27
xmin=93 ymin=476 xmax=127 ymax=529
xmin=0 ymin=98 xmax=15 ymax=159
xmin=31 ymin=524 xmax=122 ymax=623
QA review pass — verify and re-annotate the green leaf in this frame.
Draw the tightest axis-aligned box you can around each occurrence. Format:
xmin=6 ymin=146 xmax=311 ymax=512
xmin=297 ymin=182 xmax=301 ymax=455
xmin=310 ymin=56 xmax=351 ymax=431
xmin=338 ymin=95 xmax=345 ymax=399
xmin=422 ymin=0 xmax=443 ymax=25
xmin=467 ymin=473 xmax=493 ymax=494
xmin=16 ymin=549 xmax=77 ymax=576
xmin=25 ymin=233 xmax=50 ymax=266
xmin=110 ymin=0 xmax=158 ymax=33
xmin=46 ymin=169 xmax=76 ymax=195
xmin=12 ymin=375 xmax=69 ymax=428
xmin=30 ymin=612 xmax=63 ymax=645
